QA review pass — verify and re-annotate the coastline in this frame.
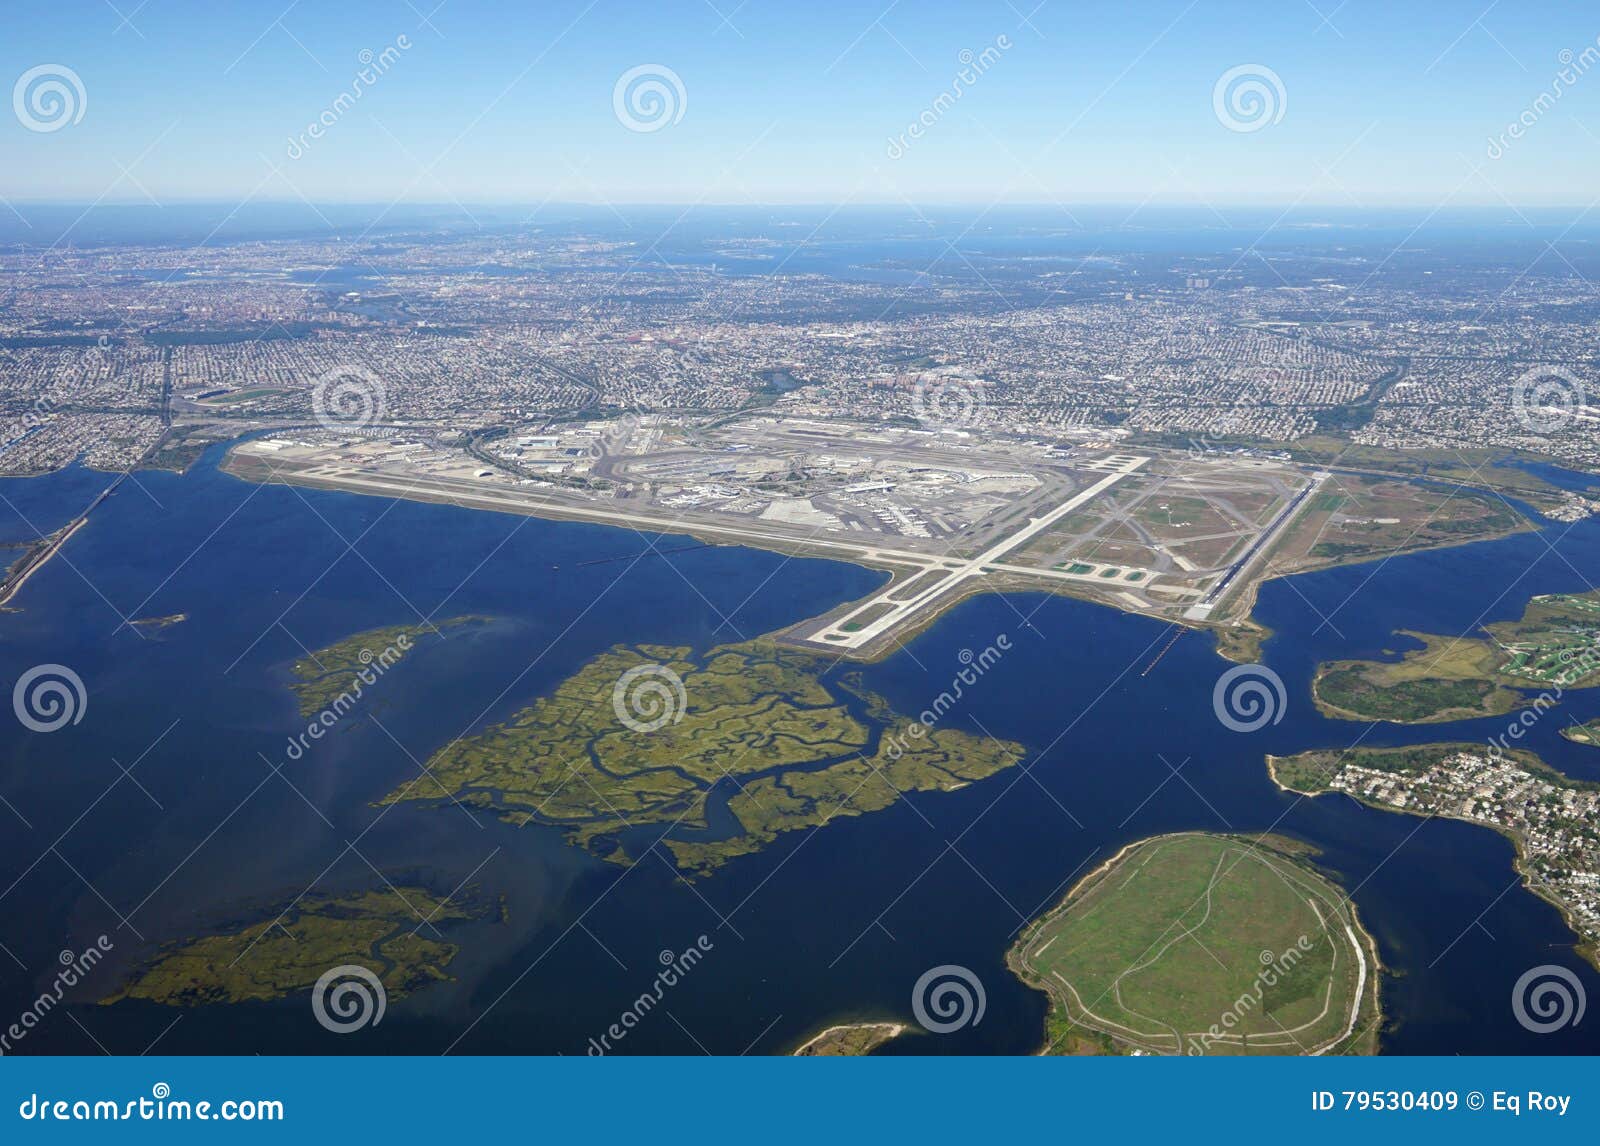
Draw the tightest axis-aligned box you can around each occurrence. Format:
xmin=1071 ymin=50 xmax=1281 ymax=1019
xmin=220 ymin=448 xmax=1290 ymax=667
xmin=1267 ymin=752 xmax=1600 ymax=973
xmin=1307 ymin=658 xmax=1528 ymax=725
xmin=218 ymin=433 xmax=1547 ymax=673
xmin=790 ymin=1021 xmax=908 ymax=1056
xmin=0 ymin=513 xmax=88 ymax=610
xmin=1006 ymin=830 xmax=1384 ymax=1056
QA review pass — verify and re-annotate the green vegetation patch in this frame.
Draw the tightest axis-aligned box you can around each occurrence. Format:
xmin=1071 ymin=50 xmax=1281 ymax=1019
xmin=1268 ymin=742 xmax=1554 ymax=796
xmin=1315 ymin=665 xmax=1504 ymax=724
xmin=287 ymin=616 xmax=486 ymax=717
xmin=106 ymin=887 xmax=494 ymax=1007
xmin=1009 ymin=832 xmax=1376 ymax=1057
xmin=1312 ymin=594 xmax=1600 ymax=724
xmin=378 ymin=639 xmax=1022 ymax=876
xmin=1563 ymin=720 xmax=1600 ymax=749
xmin=793 ymin=1022 xmax=907 ymax=1056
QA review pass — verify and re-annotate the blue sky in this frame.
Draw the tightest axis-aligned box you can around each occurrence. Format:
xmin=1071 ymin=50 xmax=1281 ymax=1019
xmin=4 ymin=0 xmax=1599 ymax=206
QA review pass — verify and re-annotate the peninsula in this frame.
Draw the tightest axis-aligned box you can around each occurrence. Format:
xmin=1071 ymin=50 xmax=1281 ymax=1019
xmin=1270 ymin=743 xmax=1600 ymax=970
xmin=1313 ymin=590 xmax=1600 ymax=724
xmin=224 ymin=418 xmax=1529 ymax=666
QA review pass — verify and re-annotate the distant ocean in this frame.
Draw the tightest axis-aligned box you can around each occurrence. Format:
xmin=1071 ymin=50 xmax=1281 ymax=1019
xmin=9 ymin=202 xmax=1600 ymax=279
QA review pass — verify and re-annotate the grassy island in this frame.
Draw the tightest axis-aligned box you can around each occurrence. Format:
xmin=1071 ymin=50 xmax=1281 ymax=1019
xmin=1269 ymin=743 xmax=1600 ymax=970
xmin=792 ymin=1021 xmax=908 ymax=1056
xmin=105 ymin=887 xmax=495 ymax=1007
xmin=287 ymin=615 xmax=486 ymax=717
xmin=378 ymin=638 xmax=1023 ymax=876
xmin=1562 ymin=720 xmax=1600 ymax=748
xmin=1313 ymin=590 xmax=1600 ymax=724
xmin=1008 ymin=832 xmax=1380 ymax=1056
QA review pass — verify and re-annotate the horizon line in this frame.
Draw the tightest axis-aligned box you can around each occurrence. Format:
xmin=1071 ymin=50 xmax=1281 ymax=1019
xmin=4 ymin=197 xmax=1598 ymax=213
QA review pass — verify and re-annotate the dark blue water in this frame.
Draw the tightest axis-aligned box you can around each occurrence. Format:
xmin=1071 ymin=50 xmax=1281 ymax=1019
xmin=0 ymin=446 xmax=1597 ymax=1056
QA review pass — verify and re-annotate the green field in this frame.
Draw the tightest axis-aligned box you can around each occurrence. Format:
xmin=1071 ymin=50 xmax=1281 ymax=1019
xmin=106 ymin=887 xmax=496 ymax=1007
xmin=1010 ymin=833 xmax=1377 ymax=1056
xmin=1564 ymin=720 xmax=1600 ymax=748
xmin=1313 ymin=592 xmax=1600 ymax=724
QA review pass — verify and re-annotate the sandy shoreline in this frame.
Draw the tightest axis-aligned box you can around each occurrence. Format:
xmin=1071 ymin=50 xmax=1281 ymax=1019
xmin=791 ymin=1021 xmax=908 ymax=1056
